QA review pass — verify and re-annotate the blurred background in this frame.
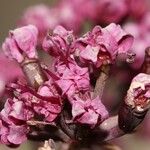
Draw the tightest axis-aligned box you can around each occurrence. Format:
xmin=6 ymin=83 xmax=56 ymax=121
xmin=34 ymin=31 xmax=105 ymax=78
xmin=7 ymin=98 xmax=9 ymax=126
xmin=0 ymin=0 xmax=150 ymax=150
xmin=0 ymin=0 xmax=54 ymax=44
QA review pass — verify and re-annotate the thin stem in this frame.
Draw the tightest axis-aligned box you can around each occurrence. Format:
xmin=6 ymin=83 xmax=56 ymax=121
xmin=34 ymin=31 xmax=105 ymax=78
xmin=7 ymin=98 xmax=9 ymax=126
xmin=21 ymin=57 xmax=47 ymax=89
xmin=142 ymin=47 xmax=150 ymax=74
xmin=93 ymin=65 xmax=110 ymax=98
xmin=58 ymin=112 xmax=75 ymax=140
xmin=27 ymin=120 xmax=56 ymax=126
xmin=27 ymin=120 xmax=70 ymax=142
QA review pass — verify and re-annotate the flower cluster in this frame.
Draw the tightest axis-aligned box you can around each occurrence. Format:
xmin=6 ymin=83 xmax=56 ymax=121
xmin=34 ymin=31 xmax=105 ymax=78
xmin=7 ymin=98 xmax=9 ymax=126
xmin=0 ymin=0 xmax=150 ymax=149
xmin=0 ymin=23 xmax=135 ymax=146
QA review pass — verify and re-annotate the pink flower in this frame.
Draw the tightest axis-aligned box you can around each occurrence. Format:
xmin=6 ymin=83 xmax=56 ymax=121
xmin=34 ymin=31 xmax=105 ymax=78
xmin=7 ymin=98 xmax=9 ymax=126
xmin=37 ymin=79 xmax=62 ymax=122
xmin=6 ymin=125 xmax=28 ymax=145
xmin=104 ymin=23 xmax=134 ymax=54
xmin=21 ymin=91 xmax=61 ymax=123
xmin=54 ymin=59 xmax=90 ymax=98
xmin=0 ymin=120 xmax=28 ymax=146
xmin=62 ymin=0 xmax=98 ymax=21
xmin=75 ymin=23 xmax=133 ymax=67
xmin=96 ymin=0 xmax=127 ymax=24
xmin=125 ymin=73 xmax=150 ymax=108
xmin=43 ymin=25 xmax=75 ymax=57
xmin=71 ymin=94 xmax=109 ymax=128
xmin=19 ymin=4 xmax=59 ymax=45
xmin=2 ymin=25 xmax=38 ymax=63
xmin=56 ymin=0 xmax=84 ymax=33
xmin=10 ymin=78 xmax=62 ymax=123
xmin=0 ymin=98 xmax=33 ymax=145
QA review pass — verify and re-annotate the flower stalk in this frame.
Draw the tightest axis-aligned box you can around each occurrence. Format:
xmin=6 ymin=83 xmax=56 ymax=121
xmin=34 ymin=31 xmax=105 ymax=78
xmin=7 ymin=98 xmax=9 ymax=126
xmin=93 ymin=65 xmax=110 ymax=98
xmin=21 ymin=57 xmax=47 ymax=89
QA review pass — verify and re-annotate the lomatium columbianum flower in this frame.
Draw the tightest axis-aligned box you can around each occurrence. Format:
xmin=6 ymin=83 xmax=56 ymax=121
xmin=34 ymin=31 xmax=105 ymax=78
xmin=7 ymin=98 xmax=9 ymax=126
xmin=119 ymin=73 xmax=150 ymax=132
xmin=1 ymin=23 xmax=149 ymax=148
xmin=75 ymin=23 xmax=133 ymax=68
xmin=2 ymin=25 xmax=38 ymax=63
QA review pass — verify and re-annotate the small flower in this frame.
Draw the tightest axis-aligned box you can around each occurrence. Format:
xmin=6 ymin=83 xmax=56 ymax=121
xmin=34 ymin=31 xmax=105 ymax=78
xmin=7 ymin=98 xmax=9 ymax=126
xmin=2 ymin=25 xmax=38 ymax=63
xmin=43 ymin=25 xmax=75 ymax=57
xmin=71 ymin=94 xmax=109 ymax=128
xmin=126 ymin=0 xmax=148 ymax=19
xmin=126 ymin=73 xmax=150 ymax=109
xmin=54 ymin=59 xmax=90 ymax=98
xmin=37 ymin=79 xmax=62 ymax=122
xmin=75 ymin=23 xmax=133 ymax=68
xmin=7 ymin=76 xmax=62 ymax=124
xmin=0 ymin=120 xmax=28 ymax=146
xmin=14 ymin=78 xmax=62 ymax=123
xmin=0 ymin=97 xmax=33 ymax=146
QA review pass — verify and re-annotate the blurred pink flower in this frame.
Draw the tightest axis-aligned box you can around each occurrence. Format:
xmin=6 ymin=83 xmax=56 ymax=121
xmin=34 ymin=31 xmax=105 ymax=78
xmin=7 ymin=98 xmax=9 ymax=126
xmin=56 ymin=0 xmax=85 ymax=33
xmin=126 ymin=0 xmax=149 ymax=19
xmin=96 ymin=0 xmax=127 ymax=24
xmin=19 ymin=4 xmax=59 ymax=45
xmin=0 ymin=120 xmax=28 ymax=146
xmin=62 ymin=0 xmax=98 ymax=21
xmin=140 ymin=12 xmax=150 ymax=33
xmin=124 ymin=13 xmax=150 ymax=69
xmin=0 ymin=52 xmax=22 ymax=97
